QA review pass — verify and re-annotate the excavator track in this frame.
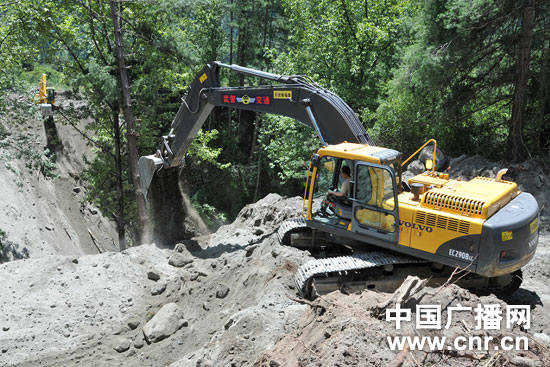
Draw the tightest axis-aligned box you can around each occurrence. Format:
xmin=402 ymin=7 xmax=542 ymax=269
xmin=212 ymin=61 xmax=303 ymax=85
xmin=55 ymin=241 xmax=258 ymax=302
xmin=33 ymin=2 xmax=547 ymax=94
xmin=277 ymin=217 xmax=308 ymax=246
xmin=277 ymin=218 xmax=523 ymax=300
xmin=278 ymin=218 xmax=427 ymax=298
xmin=295 ymin=251 xmax=426 ymax=299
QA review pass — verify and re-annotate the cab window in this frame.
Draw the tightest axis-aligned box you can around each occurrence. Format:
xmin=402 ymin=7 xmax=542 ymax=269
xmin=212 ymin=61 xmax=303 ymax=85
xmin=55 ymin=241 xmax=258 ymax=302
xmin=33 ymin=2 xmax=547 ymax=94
xmin=313 ymin=156 xmax=336 ymax=199
xmin=354 ymin=165 xmax=396 ymax=232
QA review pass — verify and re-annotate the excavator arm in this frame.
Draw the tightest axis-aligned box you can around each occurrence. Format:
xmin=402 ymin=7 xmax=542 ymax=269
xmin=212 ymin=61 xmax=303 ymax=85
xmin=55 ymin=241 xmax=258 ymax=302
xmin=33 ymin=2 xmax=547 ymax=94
xmin=139 ymin=61 xmax=374 ymax=198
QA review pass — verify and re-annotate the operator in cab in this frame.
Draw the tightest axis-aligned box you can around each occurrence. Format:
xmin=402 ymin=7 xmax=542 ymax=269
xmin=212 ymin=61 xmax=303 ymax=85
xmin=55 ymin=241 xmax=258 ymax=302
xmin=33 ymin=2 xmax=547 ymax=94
xmin=329 ymin=166 xmax=351 ymax=197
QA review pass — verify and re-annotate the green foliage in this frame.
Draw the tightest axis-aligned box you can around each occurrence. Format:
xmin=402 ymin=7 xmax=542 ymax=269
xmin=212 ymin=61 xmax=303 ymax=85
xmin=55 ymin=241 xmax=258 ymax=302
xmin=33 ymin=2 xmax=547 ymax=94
xmin=372 ymin=0 xmax=549 ymax=160
xmin=258 ymin=115 xmax=317 ymax=183
xmin=188 ymin=129 xmax=231 ymax=169
xmin=18 ymin=64 xmax=68 ymax=89
xmin=0 ymin=131 xmax=58 ymax=181
xmin=191 ymin=200 xmax=228 ymax=230
xmin=277 ymin=0 xmax=412 ymax=115
xmin=2 ymin=0 xmax=548 ymax=239
xmin=0 ymin=88 xmax=58 ymax=185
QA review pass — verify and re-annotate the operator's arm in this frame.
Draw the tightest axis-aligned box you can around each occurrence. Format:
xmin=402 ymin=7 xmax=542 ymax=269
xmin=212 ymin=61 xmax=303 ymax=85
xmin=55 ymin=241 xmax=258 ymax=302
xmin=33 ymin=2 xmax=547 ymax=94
xmin=329 ymin=178 xmax=350 ymax=197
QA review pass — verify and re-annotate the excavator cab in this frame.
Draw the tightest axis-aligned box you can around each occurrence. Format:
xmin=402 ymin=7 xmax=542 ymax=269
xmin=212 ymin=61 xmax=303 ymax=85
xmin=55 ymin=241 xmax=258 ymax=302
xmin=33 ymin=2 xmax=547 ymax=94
xmin=306 ymin=143 xmax=402 ymax=245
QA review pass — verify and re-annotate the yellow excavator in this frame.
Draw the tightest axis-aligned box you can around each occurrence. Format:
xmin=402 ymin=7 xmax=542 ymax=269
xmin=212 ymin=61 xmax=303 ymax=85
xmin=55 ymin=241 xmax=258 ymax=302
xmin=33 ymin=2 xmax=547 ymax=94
xmin=139 ymin=62 xmax=539 ymax=299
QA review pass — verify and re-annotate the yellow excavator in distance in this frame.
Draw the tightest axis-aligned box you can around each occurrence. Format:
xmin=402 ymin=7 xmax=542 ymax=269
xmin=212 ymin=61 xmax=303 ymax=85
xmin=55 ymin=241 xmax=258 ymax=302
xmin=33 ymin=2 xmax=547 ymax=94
xmin=139 ymin=62 xmax=539 ymax=299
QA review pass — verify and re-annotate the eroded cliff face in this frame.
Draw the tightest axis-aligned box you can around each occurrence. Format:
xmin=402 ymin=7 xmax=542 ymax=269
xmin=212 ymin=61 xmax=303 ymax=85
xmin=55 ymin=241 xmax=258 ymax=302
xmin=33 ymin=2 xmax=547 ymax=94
xmin=0 ymin=93 xmax=118 ymax=262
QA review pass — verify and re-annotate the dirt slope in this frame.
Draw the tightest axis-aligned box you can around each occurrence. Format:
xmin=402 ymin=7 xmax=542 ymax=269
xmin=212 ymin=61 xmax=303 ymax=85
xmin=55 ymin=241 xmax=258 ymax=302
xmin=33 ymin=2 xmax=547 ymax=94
xmin=0 ymin=194 xmax=311 ymax=367
xmin=256 ymin=279 xmax=550 ymax=367
xmin=0 ymin=93 xmax=118 ymax=261
xmin=0 ymin=189 xmax=548 ymax=367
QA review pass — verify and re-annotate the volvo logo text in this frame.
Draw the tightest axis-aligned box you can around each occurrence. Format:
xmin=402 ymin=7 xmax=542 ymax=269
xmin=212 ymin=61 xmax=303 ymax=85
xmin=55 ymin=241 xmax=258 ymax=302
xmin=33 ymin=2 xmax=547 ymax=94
xmin=399 ymin=221 xmax=433 ymax=233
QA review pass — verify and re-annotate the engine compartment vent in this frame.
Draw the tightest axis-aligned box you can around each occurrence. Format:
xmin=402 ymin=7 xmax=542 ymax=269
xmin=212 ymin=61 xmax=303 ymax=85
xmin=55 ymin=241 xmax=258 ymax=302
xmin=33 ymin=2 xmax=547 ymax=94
xmin=415 ymin=210 xmax=470 ymax=235
xmin=422 ymin=192 xmax=485 ymax=216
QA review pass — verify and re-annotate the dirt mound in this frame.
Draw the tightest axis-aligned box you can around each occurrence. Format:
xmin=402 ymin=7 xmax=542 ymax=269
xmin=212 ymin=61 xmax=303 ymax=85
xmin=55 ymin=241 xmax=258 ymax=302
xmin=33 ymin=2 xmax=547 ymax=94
xmin=1 ymin=136 xmax=549 ymax=367
xmin=0 ymin=194 xmax=312 ymax=367
xmin=257 ymin=277 xmax=550 ymax=367
xmin=1 ymin=190 xmax=549 ymax=366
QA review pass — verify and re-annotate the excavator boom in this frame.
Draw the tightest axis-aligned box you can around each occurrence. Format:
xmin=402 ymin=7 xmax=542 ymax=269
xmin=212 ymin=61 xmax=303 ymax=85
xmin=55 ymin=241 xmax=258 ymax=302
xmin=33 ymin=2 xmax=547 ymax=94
xmin=139 ymin=62 xmax=373 ymax=198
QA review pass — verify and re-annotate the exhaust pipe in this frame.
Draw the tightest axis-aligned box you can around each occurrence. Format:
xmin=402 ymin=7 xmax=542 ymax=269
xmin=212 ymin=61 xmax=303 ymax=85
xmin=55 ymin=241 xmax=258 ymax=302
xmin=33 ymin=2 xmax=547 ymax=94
xmin=138 ymin=154 xmax=164 ymax=200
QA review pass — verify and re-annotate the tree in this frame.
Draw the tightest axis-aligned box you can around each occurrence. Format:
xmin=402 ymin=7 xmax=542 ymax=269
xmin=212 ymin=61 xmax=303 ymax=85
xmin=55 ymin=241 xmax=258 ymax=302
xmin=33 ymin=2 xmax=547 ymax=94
xmin=373 ymin=0 xmax=548 ymax=161
xmin=506 ymin=0 xmax=536 ymax=162
xmin=109 ymin=0 xmax=146 ymax=245
xmin=277 ymin=0 xmax=412 ymax=114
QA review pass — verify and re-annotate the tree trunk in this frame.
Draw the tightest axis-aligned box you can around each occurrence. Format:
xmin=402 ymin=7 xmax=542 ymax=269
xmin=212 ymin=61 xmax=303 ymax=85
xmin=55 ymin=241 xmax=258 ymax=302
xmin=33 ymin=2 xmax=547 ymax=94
xmin=506 ymin=0 xmax=536 ymax=162
xmin=109 ymin=0 xmax=147 ymax=244
xmin=112 ymin=108 xmax=126 ymax=250
xmin=229 ymin=0 xmax=234 ymax=65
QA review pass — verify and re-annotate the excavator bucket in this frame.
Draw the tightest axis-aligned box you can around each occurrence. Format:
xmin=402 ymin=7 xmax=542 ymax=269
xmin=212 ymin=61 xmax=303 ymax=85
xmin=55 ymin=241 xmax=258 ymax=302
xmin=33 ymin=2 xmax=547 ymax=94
xmin=138 ymin=154 xmax=164 ymax=200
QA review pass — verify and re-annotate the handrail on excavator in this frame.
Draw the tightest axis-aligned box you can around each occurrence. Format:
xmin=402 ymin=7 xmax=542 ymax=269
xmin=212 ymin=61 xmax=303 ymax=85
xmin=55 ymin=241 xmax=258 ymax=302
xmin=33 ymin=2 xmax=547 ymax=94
xmin=401 ymin=139 xmax=437 ymax=176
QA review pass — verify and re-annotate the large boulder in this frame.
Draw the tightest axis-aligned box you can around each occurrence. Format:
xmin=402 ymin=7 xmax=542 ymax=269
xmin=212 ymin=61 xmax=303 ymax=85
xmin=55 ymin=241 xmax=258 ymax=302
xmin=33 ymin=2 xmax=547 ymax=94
xmin=168 ymin=252 xmax=193 ymax=268
xmin=406 ymin=160 xmax=426 ymax=175
xmin=142 ymin=303 xmax=186 ymax=343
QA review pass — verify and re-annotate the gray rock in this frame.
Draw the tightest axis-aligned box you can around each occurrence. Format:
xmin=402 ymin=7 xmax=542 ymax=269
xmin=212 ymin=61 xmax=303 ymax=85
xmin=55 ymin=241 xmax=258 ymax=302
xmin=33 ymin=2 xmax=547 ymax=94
xmin=168 ymin=253 xmax=193 ymax=268
xmin=407 ymin=160 xmax=425 ymax=175
xmin=128 ymin=319 xmax=140 ymax=330
xmin=112 ymin=336 xmax=131 ymax=353
xmin=147 ymin=269 xmax=161 ymax=281
xmin=133 ymin=336 xmax=144 ymax=349
xmin=196 ymin=359 xmax=214 ymax=367
xmin=176 ymin=239 xmax=201 ymax=253
xmin=534 ymin=332 xmax=550 ymax=346
xmin=142 ymin=303 xmax=185 ymax=343
xmin=510 ymin=356 xmax=541 ymax=367
xmin=215 ymin=284 xmax=230 ymax=299
xmin=151 ymin=282 xmax=167 ymax=296
xmin=245 ymin=245 xmax=257 ymax=257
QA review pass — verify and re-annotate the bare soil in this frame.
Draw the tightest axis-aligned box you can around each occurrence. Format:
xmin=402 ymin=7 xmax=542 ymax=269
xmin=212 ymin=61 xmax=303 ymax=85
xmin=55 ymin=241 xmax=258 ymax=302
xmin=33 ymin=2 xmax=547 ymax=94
xmin=1 ymin=93 xmax=549 ymax=366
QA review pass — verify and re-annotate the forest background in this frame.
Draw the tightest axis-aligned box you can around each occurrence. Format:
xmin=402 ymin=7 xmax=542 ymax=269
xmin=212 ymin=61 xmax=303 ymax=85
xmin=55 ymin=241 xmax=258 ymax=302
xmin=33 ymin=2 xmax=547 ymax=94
xmin=0 ymin=0 xmax=548 ymax=246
